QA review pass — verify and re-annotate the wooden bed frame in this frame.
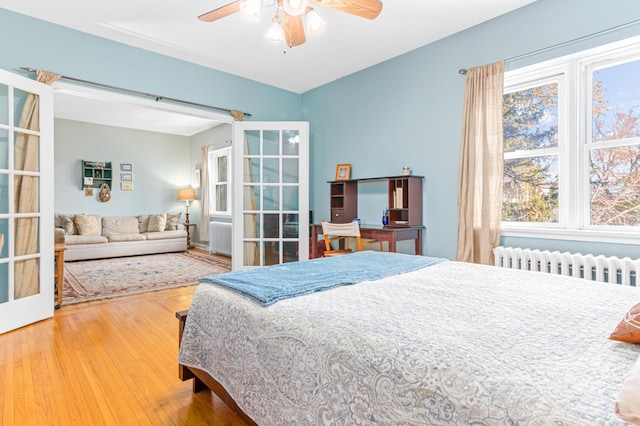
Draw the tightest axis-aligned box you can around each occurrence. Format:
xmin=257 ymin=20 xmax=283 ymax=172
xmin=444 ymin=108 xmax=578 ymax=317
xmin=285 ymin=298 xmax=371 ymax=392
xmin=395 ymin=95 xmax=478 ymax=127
xmin=176 ymin=310 xmax=258 ymax=426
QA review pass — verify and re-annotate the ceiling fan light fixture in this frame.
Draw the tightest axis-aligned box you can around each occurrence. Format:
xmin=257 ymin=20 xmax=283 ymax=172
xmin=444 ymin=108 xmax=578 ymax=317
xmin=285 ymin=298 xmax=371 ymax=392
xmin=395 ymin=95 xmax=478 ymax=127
xmin=305 ymin=8 xmax=325 ymax=34
xmin=265 ymin=15 xmax=285 ymax=42
xmin=282 ymin=0 xmax=308 ymax=16
xmin=240 ymin=0 xmax=263 ymax=20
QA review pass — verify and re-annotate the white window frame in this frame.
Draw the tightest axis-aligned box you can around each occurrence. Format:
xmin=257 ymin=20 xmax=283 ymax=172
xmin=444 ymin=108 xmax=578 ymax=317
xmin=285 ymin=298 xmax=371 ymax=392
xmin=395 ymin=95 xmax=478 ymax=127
xmin=209 ymin=146 xmax=232 ymax=217
xmin=501 ymin=36 xmax=640 ymax=245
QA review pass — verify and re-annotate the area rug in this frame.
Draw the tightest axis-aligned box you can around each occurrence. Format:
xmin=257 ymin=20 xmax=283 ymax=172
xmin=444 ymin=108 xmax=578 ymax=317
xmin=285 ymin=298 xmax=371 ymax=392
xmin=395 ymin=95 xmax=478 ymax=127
xmin=62 ymin=251 xmax=231 ymax=305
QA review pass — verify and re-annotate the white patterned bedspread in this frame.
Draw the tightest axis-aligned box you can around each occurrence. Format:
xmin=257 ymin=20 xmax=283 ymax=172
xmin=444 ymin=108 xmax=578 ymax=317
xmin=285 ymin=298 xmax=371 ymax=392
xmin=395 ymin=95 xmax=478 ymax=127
xmin=178 ymin=260 xmax=640 ymax=425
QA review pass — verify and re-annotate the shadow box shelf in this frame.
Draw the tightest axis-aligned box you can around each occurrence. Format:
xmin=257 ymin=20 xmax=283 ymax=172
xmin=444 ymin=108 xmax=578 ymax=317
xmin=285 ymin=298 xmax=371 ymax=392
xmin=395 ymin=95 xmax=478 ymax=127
xmin=82 ymin=160 xmax=112 ymax=189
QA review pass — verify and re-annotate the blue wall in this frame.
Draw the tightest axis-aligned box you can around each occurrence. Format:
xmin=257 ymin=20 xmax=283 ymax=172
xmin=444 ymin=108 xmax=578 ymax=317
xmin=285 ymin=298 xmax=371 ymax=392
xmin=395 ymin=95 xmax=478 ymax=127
xmin=302 ymin=0 xmax=640 ymax=260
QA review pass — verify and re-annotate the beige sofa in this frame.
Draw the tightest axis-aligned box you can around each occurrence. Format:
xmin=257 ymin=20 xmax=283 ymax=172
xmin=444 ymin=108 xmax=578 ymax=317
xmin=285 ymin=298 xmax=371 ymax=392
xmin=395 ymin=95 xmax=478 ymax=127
xmin=55 ymin=213 xmax=187 ymax=261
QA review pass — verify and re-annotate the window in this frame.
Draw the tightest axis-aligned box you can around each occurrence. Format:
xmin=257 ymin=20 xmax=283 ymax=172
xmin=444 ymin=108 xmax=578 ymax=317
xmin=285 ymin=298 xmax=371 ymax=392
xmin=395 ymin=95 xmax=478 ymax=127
xmin=209 ymin=147 xmax=232 ymax=216
xmin=502 ymin=37 xmax=640 ymax=243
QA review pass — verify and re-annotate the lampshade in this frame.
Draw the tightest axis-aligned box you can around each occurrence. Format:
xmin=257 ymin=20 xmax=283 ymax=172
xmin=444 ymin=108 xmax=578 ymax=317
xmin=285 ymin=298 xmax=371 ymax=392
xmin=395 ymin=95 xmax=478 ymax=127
xmin=282 ymin=0 xmax=308 ymax=16
xmin=177 ymin=188 xmax=197 ymax=202
xmin=305 ymin=8 xmax=325 ymax=34
xmin=265 ymin=16 xmax=285 ymax=42
xmin=240 ymin=0 xmax=262 ymax=20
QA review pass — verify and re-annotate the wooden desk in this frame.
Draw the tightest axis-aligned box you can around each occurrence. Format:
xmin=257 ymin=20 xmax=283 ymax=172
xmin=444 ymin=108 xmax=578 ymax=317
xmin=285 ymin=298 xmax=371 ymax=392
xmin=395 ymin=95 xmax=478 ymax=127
xmin=54 ymin=242 xmax=67 ymax=309
xmin=310 ymin=224 xmax=424 ymax=259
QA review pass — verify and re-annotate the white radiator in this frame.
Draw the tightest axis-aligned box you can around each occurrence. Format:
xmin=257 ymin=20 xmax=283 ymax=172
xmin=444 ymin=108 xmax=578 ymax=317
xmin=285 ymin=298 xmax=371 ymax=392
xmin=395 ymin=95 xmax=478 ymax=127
xmin=493 ymin=246 xmax=639 ymax=286
xmin=209 ymin=222 xmax=232 ymax=256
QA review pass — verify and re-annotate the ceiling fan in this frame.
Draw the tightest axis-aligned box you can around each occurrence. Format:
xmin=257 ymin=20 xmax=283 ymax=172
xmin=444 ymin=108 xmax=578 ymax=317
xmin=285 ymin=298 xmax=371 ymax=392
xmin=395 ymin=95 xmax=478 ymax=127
xmin=198 ymin=0 xmax=383 ymax=48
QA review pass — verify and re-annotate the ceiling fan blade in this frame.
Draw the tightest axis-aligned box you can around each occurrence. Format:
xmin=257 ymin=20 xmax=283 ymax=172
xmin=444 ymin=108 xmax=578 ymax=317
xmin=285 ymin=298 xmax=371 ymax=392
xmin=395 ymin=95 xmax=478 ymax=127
xmin=281 ymin=12 xmax=306 ymax=47
xmin=310 ymin=0 xmax=382 ymax=19
xmin=198 ymin=0 xmax=243 ymax=22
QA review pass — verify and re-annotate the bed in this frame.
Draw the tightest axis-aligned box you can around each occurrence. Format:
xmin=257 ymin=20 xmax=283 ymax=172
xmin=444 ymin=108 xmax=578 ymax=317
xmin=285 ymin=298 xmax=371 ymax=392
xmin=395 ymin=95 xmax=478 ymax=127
xmin=177 ymin=251 xmax=640 ymax=425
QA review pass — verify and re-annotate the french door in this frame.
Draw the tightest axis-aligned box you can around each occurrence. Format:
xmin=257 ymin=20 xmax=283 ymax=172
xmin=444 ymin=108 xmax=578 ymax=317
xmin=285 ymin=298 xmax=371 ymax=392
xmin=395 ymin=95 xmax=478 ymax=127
xmin=232 ymin=122 xmax=309 ymax=270
xmin=0 ymin=69 xmax=54 ymax=334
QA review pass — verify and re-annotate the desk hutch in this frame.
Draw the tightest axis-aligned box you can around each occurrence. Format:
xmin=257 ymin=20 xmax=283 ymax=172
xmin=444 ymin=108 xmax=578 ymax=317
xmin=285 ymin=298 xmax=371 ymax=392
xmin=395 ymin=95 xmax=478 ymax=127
xmin=329 ymin=175 xmax=423 ymax=227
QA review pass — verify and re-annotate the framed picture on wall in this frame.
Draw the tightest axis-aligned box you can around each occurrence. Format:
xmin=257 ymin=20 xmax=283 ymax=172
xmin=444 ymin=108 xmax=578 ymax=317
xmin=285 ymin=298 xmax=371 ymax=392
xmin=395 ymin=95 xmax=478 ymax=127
xmin=335 ymin=164 xmax=351 ymax=181
xmin=121 ymin=182 xmax=133 ymax=191
xmin=193 ymin=168 xmax=201 ymax=188
xmin=120 ymin=163 xmax=133 ymax=171
xmin=121 ymin=173 xmax=133 ymax=181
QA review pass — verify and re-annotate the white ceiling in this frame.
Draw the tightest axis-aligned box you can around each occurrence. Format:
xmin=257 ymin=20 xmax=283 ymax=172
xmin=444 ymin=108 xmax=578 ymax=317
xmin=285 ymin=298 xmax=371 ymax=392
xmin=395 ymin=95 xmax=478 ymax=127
xmin=1 ymin=0 xmax=537 ymax=134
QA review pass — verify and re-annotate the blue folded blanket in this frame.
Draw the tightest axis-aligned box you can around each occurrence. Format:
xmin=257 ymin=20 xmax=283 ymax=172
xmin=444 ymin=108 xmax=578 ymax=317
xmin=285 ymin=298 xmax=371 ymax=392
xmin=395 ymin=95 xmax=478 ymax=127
xmin=198 ymin=251 xmax=447 ymax=306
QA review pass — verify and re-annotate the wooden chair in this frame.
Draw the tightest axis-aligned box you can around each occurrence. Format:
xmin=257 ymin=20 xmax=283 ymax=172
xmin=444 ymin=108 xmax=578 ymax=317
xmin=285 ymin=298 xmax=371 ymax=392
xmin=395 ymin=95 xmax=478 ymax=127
xmin=321 ymin=220 xmax=382 ymax=257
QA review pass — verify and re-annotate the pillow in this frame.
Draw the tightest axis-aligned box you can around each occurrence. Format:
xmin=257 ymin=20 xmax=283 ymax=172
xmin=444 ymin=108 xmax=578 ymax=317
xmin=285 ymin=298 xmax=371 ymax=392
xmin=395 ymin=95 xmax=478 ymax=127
xmin=58 ymin=214 xmax=77 ymax=235
xmin=165 ymin=212 xmax=181 ymax=231
xmin=147 ymin=214 xmax=167 ymax=233
xmin=610 ymin=303 xmax=640 ymax=343
xmin=73 ymin=215 xmax=101 ymax=236
xmin=616 ymin=355 xmax=640 ymax=424
xmin=137 ymin=214 xmax=151 ymax=233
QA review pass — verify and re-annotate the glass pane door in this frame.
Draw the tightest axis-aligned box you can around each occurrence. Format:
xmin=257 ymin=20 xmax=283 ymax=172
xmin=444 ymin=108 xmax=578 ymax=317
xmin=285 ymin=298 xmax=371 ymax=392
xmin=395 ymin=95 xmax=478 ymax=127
xmin=0 ymin=69 xmax=54 ymax=334
xmin=232 ymin=122 xmax=308 ymax=270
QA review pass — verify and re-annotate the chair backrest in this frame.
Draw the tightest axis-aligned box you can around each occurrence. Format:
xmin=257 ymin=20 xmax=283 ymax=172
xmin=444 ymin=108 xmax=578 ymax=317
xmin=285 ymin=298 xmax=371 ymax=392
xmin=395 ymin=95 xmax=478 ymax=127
xmin=321 ymin=220 xmax=363 ymax=253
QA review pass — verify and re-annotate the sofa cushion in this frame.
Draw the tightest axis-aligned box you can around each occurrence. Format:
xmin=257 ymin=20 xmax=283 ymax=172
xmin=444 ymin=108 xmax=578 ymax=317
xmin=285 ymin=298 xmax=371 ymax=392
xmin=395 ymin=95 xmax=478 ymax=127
xmin=74 ymin=215 xmax=102 ymax=236
xmin=57 ymin=214 xmax=77 ymax=235
xmin=107 ymin=233 xmax=147 ymax=242
xmin=147 ymin=214 xmax=167 ymax=232
xmin=165 ymin=212 xmax=181 ymax=231
xmin=138 ymin=214 xmax=151 ymax=233
xmin=144 ymin=229 xmax=187 ymax=240
xmin=102 ymin=216 xmax=140 ymax=237
xmin=65 ymin=235 xmax=109 ymax=245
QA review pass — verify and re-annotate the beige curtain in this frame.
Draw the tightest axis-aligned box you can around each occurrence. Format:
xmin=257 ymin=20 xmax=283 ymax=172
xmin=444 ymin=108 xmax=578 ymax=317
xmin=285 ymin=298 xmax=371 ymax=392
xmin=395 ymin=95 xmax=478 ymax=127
xmin=456 ymin=61 xmax=504 ymax=265
xmin=199 ymin=145 xmax=211 ymax=242
xmin=14 ymin=70 xmax=60 ymax=299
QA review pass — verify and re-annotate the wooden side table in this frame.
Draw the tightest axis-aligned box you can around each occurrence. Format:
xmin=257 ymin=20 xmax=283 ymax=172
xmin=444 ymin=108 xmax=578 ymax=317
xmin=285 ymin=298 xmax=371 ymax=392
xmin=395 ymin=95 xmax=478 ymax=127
xmin=54 ymin=242 xmax=67 ymax=309
xmin=183 ymin=223 xmax=196 ymax=249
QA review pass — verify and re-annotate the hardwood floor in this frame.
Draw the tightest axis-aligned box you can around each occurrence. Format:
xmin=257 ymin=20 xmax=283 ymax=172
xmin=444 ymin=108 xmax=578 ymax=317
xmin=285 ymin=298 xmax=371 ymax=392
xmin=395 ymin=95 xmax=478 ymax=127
xmin=0 ymin=258 xmax=248 ymax=425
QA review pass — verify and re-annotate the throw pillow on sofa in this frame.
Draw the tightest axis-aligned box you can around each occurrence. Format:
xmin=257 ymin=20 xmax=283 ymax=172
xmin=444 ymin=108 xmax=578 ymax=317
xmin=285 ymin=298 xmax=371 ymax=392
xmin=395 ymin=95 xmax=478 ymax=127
xmin=58 ymin=214 xmax=77 ymax=235
xmin=74 ymin=215 xmax=101 ymax=236
xmin=147 ymin=213 xmax=167 ymax=232
xmin=165 ymin=212 xmax=181 ymax=231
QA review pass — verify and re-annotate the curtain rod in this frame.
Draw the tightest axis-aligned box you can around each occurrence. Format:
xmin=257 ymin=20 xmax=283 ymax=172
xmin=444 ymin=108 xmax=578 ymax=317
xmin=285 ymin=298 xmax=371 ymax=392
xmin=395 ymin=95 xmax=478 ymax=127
xmin=20 ymin=67 xmax=252 ymax=117
xmin=458 ymin=18 xmax=640 ymax=75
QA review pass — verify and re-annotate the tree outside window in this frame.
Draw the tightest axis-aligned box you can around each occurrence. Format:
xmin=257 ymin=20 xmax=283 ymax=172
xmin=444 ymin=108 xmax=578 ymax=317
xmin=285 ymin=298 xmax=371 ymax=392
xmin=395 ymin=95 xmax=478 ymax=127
xmin=502 ymin=38 xmax=640 ymax=240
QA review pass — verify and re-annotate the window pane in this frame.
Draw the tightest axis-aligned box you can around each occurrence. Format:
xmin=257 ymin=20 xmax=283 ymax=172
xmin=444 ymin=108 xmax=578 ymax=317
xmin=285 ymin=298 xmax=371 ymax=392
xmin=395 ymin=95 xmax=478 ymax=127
xmin=217 ymin=155 xmax=227 ymax=182
xmin=592 ymin=59 xmax=640 ymax=142
xmin=263 ymin=186 xmax=279 ymax=211
xmin=0 ymin=84 xmax=7 ymax=126
xmin=14 ymin=132 xmax=39 ymax=172
xmin=283 ymin=158 xmax=298 ymax=183
xmin=0 ymin=128 xmax=7 ymax=170
xmin=244 ymin=158 xmax=260 ymax=183
xmin=589 ymin=144 xmax=640 ymax=226
xmin=503 ymin=83 xmax=558 ymax=153
xmin=14 ymin=89 xmax=36 ymax=130
xmin=216 ymin=184 xmax=227 ymax=212
xmin=243 ymin=186 xmax=260 ymax=210
xmin=282 ymin=130 xmax=299 ymax=156
xmin=244 ymin=131 xmax=260 ymax=155
xmin=264 ymin=213 xmax=279 ymax=238
xmin=503 ymin=155 xmax=559 ymax=222
xmin=263 ymin=131 xmax=279 ymax=155
xmin=263 ymin=158 xmax=280 ymax=183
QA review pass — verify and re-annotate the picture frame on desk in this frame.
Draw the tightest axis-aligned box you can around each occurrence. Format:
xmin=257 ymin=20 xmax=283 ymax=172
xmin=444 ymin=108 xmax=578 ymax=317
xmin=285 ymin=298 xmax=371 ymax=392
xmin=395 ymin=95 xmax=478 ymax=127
xmin=335 ymin=164 xmax=351 ymax=181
